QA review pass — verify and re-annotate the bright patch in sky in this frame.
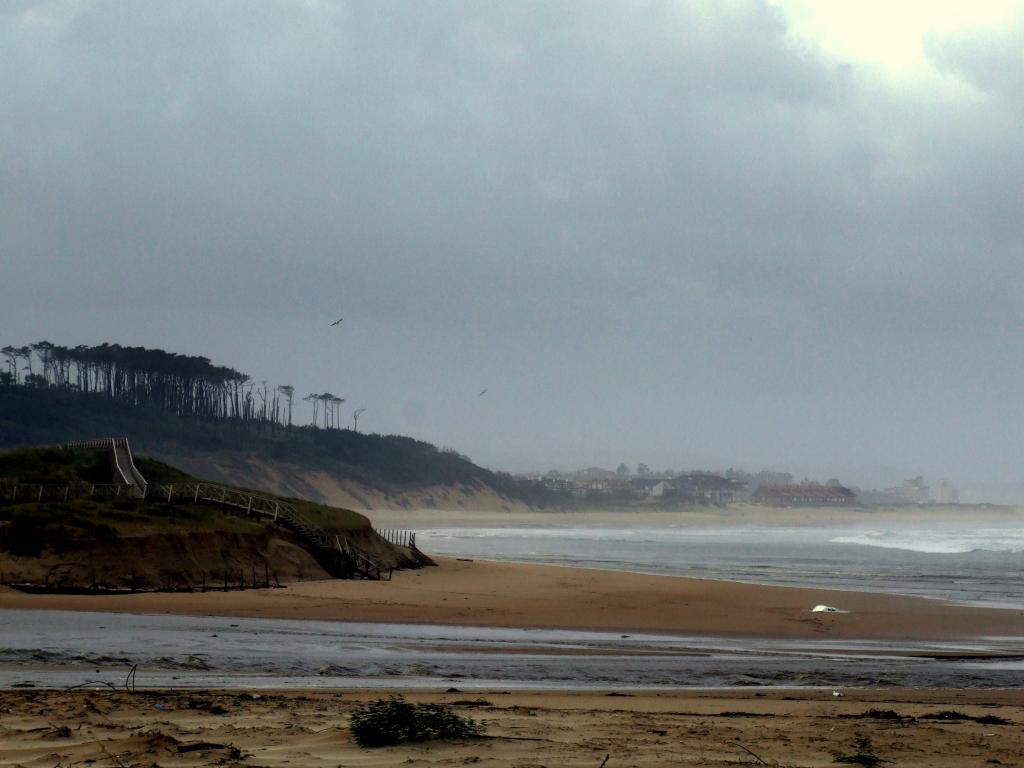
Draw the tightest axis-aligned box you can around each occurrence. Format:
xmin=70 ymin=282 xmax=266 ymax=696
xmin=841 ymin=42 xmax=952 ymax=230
xmin=772 ymin=0 xmax=1020 ymax=78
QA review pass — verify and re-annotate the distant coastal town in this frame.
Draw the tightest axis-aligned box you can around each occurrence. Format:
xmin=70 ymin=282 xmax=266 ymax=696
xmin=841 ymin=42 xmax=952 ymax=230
xmin=517 ymin=466 xmax=961 ymax=507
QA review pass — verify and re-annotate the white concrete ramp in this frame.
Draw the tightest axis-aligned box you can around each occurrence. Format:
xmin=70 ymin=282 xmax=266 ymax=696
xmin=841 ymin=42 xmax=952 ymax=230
xmin=61 ymin=437 xmax=148 ymax=497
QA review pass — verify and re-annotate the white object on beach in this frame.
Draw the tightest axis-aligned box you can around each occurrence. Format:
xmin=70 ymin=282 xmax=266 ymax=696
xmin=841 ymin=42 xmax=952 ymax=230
xmin=832 ymin=690 xmax=843 ymax=697
xmin=811 ymin=604 xmax=848 ymax=613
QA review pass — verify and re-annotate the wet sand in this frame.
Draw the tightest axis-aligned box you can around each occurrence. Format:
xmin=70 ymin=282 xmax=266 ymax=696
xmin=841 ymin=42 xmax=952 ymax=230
xmin=3 ymin=556 xmax=1024 ymax=641
xmin=3 ymin=687 xmax=1024 ymax=767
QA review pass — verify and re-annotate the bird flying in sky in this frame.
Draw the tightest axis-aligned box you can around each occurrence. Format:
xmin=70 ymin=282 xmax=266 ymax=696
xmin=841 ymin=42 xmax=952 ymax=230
xmin=479 ymin=389 xmax=487 ymax=397
xmin=330 ymin=317 xmax=343 ymax=326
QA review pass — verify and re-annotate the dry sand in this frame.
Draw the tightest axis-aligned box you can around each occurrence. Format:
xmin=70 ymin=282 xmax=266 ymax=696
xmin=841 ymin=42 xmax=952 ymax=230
xmin=3 ymin=687 xmax=1024 ymax=767
xmin=3 ymin=556 xmax=1024 ymax=641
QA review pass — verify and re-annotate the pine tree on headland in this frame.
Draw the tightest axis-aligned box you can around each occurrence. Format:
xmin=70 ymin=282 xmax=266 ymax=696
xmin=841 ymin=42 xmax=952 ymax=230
xmin=317 ymin=393 xmax=344 ymax=429
xmin=304 ymin=392 xmax=320 ymax=426
xmin=352 ymin=407 xmax=367 ymax=432
xmin=1 ymin=346 xmax=19 ymax=384
xmin=277 ymin=385 xmax=295 ymax=427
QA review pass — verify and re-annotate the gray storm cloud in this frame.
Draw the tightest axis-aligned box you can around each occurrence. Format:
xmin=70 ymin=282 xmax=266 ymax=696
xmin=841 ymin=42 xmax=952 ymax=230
xmin=1 ymin=1 xmax=1022 ymax=488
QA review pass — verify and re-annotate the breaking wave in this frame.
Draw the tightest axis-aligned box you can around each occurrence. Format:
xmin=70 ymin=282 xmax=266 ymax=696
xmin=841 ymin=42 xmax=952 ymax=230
xmin=830 ymin=529 xmax=1024 ymax=555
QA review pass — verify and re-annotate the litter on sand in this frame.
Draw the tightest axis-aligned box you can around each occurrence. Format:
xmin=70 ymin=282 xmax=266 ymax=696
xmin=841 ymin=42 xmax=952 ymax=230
xmin=811 ymin=605 xmax=849 ymax=613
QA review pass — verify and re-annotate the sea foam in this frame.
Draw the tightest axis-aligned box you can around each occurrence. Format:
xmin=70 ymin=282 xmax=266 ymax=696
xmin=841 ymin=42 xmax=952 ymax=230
xmin=830 ymin=529 xmax=1024 ymax=555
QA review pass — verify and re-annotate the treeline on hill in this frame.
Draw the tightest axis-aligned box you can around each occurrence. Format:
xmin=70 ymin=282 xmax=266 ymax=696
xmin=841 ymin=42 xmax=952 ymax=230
xmin=0 ymin=341 xmax=551 ymax=505
xmin=0 ymin=341 xmax=348 ymax=429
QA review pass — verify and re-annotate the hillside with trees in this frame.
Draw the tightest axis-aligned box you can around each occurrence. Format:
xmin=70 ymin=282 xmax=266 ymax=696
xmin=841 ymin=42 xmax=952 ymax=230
xmin=0 ymin=341 xmax=550 ymax=511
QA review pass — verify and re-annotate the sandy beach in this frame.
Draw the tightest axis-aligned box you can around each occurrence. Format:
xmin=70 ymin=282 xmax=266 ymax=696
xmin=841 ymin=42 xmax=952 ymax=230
xmin=5 ymin=554 xmax=1024 ymax=765
xmin=3 ymin=556 xmax=1024 ymax=641
xmin=3 ymin=687 xmax=1024 ymax=767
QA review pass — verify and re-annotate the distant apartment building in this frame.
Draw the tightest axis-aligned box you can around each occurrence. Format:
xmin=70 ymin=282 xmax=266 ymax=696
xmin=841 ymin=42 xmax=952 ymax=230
xmin=650 ymin=480 xmax=673 ymax=498
xmin=673 ymin=472 xmax=746 ymax=504
xmin=631 ymin=477 xmax=665 ymax=495
xmin=753 ymin=483 xmax=856 ymax=507
xmin=884 ymin=476 xmax=930 ymax=504
xmin=934 ymin=479 xmax=960 ymax=504
xmin=541 ymin=477 xmax=575 ymax=494
xmin=565 ymin=476 xmax=634 ymax=498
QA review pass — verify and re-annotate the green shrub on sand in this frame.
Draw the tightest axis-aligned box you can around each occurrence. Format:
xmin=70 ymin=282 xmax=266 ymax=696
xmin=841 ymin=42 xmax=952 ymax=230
xmin=350 ymin=695 xmax=483 ymax=747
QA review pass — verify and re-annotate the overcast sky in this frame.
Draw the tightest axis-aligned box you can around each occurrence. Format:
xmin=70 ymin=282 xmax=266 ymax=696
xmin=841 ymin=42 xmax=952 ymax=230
xmin=2 ymin=1 xmax=1022 ymax=489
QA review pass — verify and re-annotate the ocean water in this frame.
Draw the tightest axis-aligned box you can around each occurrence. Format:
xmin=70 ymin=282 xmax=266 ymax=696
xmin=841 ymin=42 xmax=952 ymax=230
xmin=413 ymin=523 xmax=1024 ymax=607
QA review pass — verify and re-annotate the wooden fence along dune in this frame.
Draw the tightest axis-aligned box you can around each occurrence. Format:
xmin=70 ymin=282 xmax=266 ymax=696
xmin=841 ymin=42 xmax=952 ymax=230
xmin=1 ymin=438 xmax=430 ymax=583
